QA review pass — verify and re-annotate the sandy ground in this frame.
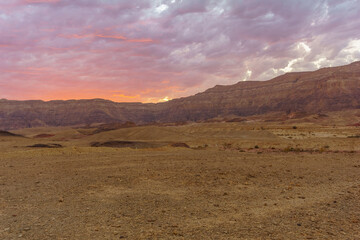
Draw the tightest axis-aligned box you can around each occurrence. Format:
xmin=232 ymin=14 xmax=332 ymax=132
xmin=1 ymin=121 xmax=360 ymax=239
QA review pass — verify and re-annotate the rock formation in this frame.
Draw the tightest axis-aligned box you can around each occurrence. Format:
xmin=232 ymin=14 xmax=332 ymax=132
xmin=1 ymin=61 xmax=359 ymax=129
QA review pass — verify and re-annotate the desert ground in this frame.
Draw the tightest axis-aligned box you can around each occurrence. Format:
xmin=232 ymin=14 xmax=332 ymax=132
xmin=1 ymin=111 xmax=360 ymax=239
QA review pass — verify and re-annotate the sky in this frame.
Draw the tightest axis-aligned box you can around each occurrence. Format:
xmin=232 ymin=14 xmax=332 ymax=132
xmin=0 ymin=0 xmax=360 ymax=102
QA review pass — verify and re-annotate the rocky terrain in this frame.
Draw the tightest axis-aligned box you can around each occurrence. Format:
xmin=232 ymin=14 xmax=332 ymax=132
xmin=1 ymin=61 xmax=359 ymax=130
xmin=1 ymin=119 xmax=360 ymax=239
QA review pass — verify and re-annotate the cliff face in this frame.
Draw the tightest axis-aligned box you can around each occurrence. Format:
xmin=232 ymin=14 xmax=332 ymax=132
xmin=1 ymin=62 xmax=360 ymax=129
xmin=160 ymin=61 xmax=360 ymax=122
xmin=0 ymin=99 xmax=157 ymax=130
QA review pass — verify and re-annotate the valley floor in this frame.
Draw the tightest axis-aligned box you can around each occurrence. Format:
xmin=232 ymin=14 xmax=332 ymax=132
xmin=0 ymin=122 xmax=360 ymax=239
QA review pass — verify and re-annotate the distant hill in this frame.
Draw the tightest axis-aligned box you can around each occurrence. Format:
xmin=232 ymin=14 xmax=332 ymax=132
xmin=0 ymin=130 xmax=23 ymax=137
xmin=1 ymin=61 xmax=359 ymax=130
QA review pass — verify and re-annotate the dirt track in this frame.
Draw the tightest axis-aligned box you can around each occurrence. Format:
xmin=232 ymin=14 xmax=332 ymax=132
xmin=1 ymin=122 xmax=360 ymax=239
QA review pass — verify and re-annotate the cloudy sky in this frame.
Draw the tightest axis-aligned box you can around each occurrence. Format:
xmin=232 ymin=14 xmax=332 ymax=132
xmin=1 ymin=0 xmax=359 ymax=102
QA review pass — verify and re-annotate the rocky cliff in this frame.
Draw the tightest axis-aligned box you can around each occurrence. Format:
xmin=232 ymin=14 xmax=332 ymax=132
xmin=1 ymin=61 xmax=359 ymax=129
xmin=160 ymin=61 xmax=360 ymax=121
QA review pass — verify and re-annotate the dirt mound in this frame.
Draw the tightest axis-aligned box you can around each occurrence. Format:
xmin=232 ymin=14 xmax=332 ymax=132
xmin=33 ymin=134 xmax=55 ymax=138
xmin=0 ymin=130 xmax=22 ymax=137
xmin=27 ymin=143 xmax=63 ymax=148
xmin=170 ymin=142 xmax=190 ymax=148
xmin=93 ymin=121 xmax=137 ymax=134
xmin=348 ymin=135 xmax=360 ymax=138
xmin=90 ymin=141 xmax=167 ymax=149
xmin=87 ymin=126 xmax=193 ymax=142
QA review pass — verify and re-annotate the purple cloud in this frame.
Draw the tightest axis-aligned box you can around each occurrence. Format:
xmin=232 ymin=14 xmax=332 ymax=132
xmin=0 ymin=0 xmax=359 ymax=102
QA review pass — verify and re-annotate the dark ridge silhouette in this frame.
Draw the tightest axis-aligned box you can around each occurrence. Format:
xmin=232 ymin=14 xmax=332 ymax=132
xmin=0 ymin=130 xmax=23 ymax=137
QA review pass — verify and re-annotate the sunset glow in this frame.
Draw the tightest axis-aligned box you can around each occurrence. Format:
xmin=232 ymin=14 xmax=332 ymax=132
xmin=1 ymin=0 xmax=360 ymax=102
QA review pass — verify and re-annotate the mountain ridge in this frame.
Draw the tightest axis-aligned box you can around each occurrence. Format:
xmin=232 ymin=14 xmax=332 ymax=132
xmin=1 ymin=61 xmax=359 ymax=130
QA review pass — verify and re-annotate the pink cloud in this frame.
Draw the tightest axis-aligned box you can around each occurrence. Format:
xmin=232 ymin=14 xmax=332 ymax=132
xmin=95 ymin=34 xmax=127 ymax=40
xmin=0 ymin=0 xmax=359 ymax=102
xmin=25 ymin=0 xmax=60 ymax=3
